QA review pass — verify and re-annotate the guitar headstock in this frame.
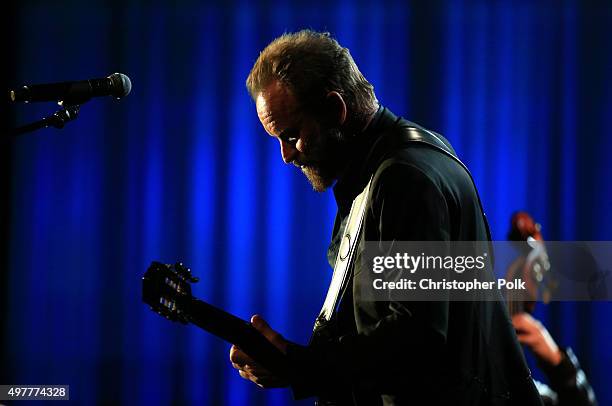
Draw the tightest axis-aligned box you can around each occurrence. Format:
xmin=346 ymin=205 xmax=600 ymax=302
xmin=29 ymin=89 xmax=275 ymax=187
xmin=506 ymin=211 xmax=555 ymax=313
xmin=508 ymin=211 xmax=543 ymax=242
xmin=508 ymin=211 xmax=551 ymax=281
xmin=142 ymin=261 xmax=199 ymax=324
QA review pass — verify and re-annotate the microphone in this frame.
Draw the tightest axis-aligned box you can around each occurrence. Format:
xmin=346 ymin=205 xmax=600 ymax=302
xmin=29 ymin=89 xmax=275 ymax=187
xmin=8 ymin=73 xmax=132 ymax=104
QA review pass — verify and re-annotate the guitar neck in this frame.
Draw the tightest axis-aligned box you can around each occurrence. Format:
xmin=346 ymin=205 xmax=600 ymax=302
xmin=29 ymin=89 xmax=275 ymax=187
xmin=186 ymin=298 xmax=288 ymax=373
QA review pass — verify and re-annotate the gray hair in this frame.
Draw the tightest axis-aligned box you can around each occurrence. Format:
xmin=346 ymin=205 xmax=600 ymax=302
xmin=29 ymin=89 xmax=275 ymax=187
xmin=246 ymin=30 xmax=377 ymax=124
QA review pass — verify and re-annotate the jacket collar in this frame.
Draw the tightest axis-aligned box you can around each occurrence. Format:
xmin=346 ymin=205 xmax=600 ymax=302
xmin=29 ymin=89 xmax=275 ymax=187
xmin=332 ymin=105 xmax=399 ymax=213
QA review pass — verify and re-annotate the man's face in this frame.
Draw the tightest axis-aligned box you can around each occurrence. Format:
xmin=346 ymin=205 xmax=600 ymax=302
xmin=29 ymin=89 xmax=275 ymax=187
xmin=256 ymin=81 xmax=348 ymax=192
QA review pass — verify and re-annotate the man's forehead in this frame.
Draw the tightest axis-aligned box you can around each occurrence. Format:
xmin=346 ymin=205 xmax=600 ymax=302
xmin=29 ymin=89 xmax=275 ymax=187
xmin=256 ymin=81 xmax=300 ymax=136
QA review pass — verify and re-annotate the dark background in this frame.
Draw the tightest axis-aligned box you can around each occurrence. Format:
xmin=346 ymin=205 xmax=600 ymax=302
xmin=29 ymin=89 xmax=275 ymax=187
xmin=3 ymin=1 xmax=611 ymax=405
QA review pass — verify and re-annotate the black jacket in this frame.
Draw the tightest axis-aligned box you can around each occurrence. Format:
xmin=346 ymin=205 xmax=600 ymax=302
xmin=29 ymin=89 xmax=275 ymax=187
xmin=286 ymin=106 xmax=544 ymax=406
xmin=537 ymin=347 xmax=597 ymax=406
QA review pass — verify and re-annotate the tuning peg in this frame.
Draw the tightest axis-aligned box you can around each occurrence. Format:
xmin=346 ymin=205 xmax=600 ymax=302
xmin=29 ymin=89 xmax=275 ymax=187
xmin=174 ymin=262 xmax=199 ymax=283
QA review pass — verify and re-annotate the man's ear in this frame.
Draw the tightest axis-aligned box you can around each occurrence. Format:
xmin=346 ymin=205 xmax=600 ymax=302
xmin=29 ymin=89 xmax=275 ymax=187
xmin=325 ymin=91 xmax=347 ymax=127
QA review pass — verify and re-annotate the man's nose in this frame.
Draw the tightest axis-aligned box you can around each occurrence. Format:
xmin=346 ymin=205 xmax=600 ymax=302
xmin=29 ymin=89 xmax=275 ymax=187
xmin=280 ymin=140 xmax=299 ymax=164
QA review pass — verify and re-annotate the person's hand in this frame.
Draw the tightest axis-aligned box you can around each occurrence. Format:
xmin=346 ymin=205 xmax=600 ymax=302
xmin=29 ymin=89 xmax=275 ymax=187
xmin=229 ymin=315 xmax=290 ymax=388
xmin=512 ymin=312 xmax=563 ymax=366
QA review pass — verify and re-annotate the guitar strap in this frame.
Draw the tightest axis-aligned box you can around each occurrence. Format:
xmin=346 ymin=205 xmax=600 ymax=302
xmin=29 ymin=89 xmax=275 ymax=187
xmin=313 ymin=123 xmax=493 ymax=332
xmin=314 ymin=174 xmax=373 ymax=330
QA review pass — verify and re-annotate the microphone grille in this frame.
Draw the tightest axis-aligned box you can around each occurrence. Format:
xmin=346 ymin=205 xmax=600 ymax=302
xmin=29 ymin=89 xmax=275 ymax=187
xmin=108 ymin=73 xmax=132 ymax=98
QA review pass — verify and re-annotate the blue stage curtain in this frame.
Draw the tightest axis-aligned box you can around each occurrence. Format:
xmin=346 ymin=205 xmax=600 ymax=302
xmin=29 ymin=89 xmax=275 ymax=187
xmin=5 ymin=1 xmax=612 ymax=405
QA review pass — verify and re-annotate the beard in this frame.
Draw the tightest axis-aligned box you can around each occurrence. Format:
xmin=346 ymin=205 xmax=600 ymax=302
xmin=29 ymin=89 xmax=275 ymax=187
xmin=296 ymin=127 xmax=350 ymax=192
xmin=300 ymin=165 xmax=332 ymax=192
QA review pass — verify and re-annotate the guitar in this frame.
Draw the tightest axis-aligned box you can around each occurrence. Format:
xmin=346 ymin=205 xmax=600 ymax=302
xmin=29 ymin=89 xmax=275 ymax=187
xmin=505 ymin=212 xmax=555 ymax=315
xmin=142 ymin=261 xmax=288 ymax=373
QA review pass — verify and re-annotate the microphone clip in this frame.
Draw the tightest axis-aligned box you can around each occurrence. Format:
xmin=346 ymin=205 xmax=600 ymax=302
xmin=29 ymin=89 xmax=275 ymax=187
xmin=10 ymin=104 xmax=81 ymax=136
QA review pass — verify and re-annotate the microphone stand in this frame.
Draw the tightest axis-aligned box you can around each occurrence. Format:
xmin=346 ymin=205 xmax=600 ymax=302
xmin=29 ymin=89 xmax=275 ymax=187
xmin=10 ymin=104 xmax=81 ymax=136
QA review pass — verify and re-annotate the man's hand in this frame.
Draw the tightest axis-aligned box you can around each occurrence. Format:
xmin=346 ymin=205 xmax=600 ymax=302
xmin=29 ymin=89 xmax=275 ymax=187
xmin=512 ymin=312 xmax=563 ymax=366
xmin=229 ymin=315 xmax=291 ymax=388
